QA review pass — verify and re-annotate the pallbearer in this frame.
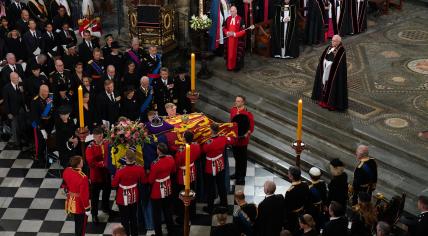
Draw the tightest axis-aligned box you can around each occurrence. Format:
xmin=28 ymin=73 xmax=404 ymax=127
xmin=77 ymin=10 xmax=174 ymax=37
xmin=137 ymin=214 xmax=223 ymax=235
xmin=112 ymin=149 xmax=146 ymax=236
xmin=311 ymin=35 xmax=348 ymax=111
xmin=62 ymin=156 xmax=91 ymax=236
xmin=271 ymin=0 xmax=300 ymax=59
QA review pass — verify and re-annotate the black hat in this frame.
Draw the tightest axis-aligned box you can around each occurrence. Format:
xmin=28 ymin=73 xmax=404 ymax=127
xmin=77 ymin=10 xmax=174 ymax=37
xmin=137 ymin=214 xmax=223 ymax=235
xmin=358 ymin=192 xmax=371 ymax=203
xmin=31 ymin=63 xmax=41 ymax=71
xmin=104 ymin=34 xmax=113 ymax=39
xmin=124 ymin=85 xmax=135 ymax=93
xmin=111 ymin=41 xmax=121 ymax=49
xmin=58 ymin=105 xmax=72 ymax=115
xmin=330 ymin=158 xmax=344 ymax=167
xmin=66 ymin=43 xmax=76 ymax=49
xmin=212 ymin=206 xmax=228 ymax=215
xmin=175 ymin=66 xmax=187 ymax=74
xmin=58 ymin=83 xmax=68 ymax=92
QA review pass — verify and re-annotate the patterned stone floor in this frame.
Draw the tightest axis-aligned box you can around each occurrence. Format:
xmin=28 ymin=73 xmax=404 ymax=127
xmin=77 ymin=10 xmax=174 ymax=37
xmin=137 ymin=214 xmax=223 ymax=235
xmin=0 ymin=142 xmax=290 ymax=235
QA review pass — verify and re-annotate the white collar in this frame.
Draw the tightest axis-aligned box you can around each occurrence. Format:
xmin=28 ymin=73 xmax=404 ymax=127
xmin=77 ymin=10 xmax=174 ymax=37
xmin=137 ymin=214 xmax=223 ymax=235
xmin=9 ymin=64 xmax=16 ymax=69
xmin=106 ymin=91 xmax=114 ymax=97
xmin=11 ymin=82 xmax=18 ymax=87
xmin=265 ymin=193 xmax=274 ymax=198
xmin=330 ymin=216 xmax=340 ymax=220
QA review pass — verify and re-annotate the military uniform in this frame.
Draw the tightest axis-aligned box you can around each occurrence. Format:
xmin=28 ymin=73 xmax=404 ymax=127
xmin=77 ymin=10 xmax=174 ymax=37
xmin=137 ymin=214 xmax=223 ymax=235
xmin=148 ymin=154 xmax=176 ymax=236
xmin=135 ymin=85 xmax=154 ymax=121
xmin=30 ymin=95 xmax=54 ymax=161
xmin=87 ymin=59 xmax=105 ymax=93
xmin=284 ymin=180 xmax=310 ymax=233
xmin=50 ymin=69 xmax=73 ymax=95
xmin=352 ymin=157 xmax=377 ymax=205
xmin=62 ymin=167 xmax=90 ymax=236
xmin=85 ymin=140 xmax=111 ymax=217
xmin=105 ymin=52 xmax=125 ymax=76
xmin=125 ymin=48 xmax=144 ymax=73
xmin=142 ymin=53 xmax=162 ymax=78
xmin=152 ymin=76 xmax=177 ymax=116
xmin=308 ymin=179 xmax=328 ymax=230
xmin=112 ymin=163 xmax=146 ymax=236
xmin=202 ymin=135 xmax=233 ymax=211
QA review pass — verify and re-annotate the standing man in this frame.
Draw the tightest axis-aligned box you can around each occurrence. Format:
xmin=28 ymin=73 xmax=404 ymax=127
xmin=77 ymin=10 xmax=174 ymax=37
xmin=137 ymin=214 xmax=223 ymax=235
xmin=304 ymin=0 xmax=327 ymax=45
xmin=322 ymin=201 xmax=348 ymax=236
xmin=308 ymin=167 xmax=328 ymax=230
xmin=329 ymin=0 xmax=354 ymax=36
xmin=271 ymin=0 xmax=300 ymax=59
xmin=148 ymin=143 xmax=176 ymax=236
xmin=62 ymin=156 xmax=91 ymax=236
xmin=135 ymin=76 xmax=154 ymax=122
xmin=30 ymin=85 xmax=54 ymax=162
xmin=50 ymin=59 xmax=72 ymax=95
xmin=95 ymin=80 xmax=120 ymax=127
xmin=23 ymin=19 xmax=45 ymax=58
xmin=85 ymin=127 xmax=112 ymax=223
xmin=284 ymin=166 xmax=310 ymax=234
xmin=202 ymin=123 xmax=233 ymax=213
xmin=79 ymin=30 xmax=98 ymax=65
xmin=7 ymin=0 xmax=27 ymax=29
xmin=3 ymin=72 xmax=27 ymax=149
xmin=311 ymin=35 xmax=348 ymax=111
xmin=223 ymin=6 xmax=247 ymax=71
xmin=87 ymin=48 xmax=105 ymax=93
xmin=230 ymin=95 xmax=254 ymax=185
xmin=254 ymin=180 xmax=285 ymax=236
xmin=352 ymin=145 xmax=377 ymax=205
xmin=112 ymin=149 xmax=146 ymax=236
xmin=416 ymin=194 xmax=428 ymax=236
xmin=142 ymin=45 xmax=162 ymax=79
xmin=125 ymin=38 xmax=144 ymax=74
xmin=153 ymin=67 xmax=176 ymax=116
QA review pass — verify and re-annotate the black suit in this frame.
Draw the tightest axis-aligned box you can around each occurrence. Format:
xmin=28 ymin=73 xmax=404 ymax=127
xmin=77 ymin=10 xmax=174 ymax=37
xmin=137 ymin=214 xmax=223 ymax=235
xmin=416 ymin=212 xmax=428 ymax=236
xmin=322 ymin=216 xmax=349 ymax=236
xmin=42 ymin=31 xmax=60 ymax=56
xmin=2 ymin=82 xmax=27 ymax=145
xmin=135 ymin=86 xmax=154 ymax=121
xmin=255 ymin=194 xmax=285 ymax=236
xmin=5 ymin=37 xmax=27 ymax=61
xmin=15 ymin=19 xmax=29 ymax=34
xmin=1 ymin=64 xmax=25 ymax=98
xmin=23 ymin=30 xmax=45 ymax=57
xmin=57 ymin=29 xmax=77 ymax=46
xmin=95 ymin=91 xmax=120 ymax=126
xmin=27 ymin=0 xmax=49 ymax=28
xmin=78 ymin=40 xmax=99 ymax=65
xmin=7 ymin=1 xmax=27 ymax=29
xmin=284 ymin=181 xmax=311 ymax=233
xmin=52 ymin=15 xmax=72 ymax=30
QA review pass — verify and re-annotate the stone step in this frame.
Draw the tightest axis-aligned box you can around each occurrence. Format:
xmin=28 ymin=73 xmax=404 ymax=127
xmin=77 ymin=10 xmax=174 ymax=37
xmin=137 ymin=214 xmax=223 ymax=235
xmin=196 ymin=83 xmax=421 ymax=215
xmin=197 ymin=76 xmax=428 ymax=184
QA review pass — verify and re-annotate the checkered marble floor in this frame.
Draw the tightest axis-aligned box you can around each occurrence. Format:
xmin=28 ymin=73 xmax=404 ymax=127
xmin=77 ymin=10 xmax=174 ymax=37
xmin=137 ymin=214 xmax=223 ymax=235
xmin=0 ymin=142 xmax=291 ymax=235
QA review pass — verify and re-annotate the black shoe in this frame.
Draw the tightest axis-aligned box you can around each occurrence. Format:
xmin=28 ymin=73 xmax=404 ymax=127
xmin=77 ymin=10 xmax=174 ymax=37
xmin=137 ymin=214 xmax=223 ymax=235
xmin=93 ymin=215 xmax=99 ymax=224
xmin=230 ymin=174 xmax=236 ymax=180
xmin=202 ymin=206 xmax=213 ymax=214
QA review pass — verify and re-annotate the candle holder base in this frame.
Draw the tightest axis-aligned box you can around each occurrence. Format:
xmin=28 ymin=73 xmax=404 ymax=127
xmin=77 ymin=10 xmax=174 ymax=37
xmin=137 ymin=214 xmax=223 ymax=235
xmin=187 ymin=91 xmax=200 ymax=104
xmin=292 ymin=140 xmax=305 ymax=167
xmin=179 ymin=190 xmax=196 ymax=206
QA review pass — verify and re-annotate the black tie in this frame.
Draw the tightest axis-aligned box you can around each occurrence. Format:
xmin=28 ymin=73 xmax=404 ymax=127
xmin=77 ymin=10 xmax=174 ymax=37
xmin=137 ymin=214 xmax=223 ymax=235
xmin=12 ymin=65 xmax=16 ymax=72
xmin=110 ymin=94 xmax=115 ymax=102
xmin=15 ymin=85 xmax=19 ymax=93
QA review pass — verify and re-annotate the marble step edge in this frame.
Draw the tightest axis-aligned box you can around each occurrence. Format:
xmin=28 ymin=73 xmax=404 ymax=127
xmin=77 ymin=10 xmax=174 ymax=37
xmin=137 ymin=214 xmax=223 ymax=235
xmin=195 ymin=100 xmax=420 ymax=215
xmin=197 ymin=84 xmax=428 ymax=185
xmin=200 ymin=72 xmax=426 ymax=164
xmin=197 ymin=77 xmax=428 ymax=169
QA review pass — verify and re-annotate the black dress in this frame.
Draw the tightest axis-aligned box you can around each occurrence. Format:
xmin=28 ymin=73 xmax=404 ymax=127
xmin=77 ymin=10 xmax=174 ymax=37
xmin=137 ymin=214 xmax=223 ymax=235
xmin=55 ymin=117 xmax=79 ymax=168
xmin=271 ymin=0 xmax=300 ymax=58
xmin=120 ymin=96 xmax=139 ymax=121
xmin=303 ymin=229 xmax=320 ymax=236
xmin=174 ymin=75 xmax=191 ymax=114
xmin=122 ymin=71 xmax=140 ymax=90
xmin=350 ymin=211 xmax=375 ymax=236
xmin=327 ymin=172 xmax=348 ymax=208
xmin=5 ymin=37 xmax=27 ymax=61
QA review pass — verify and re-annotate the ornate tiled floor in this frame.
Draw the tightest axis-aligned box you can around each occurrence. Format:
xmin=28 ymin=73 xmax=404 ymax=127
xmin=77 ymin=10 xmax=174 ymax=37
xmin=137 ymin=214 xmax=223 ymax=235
xmin=0 ymin=143 xmax=290 ymax=235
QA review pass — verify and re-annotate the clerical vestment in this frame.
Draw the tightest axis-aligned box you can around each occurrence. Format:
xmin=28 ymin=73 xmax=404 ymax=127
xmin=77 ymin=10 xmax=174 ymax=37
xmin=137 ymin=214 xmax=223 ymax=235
xmin=223 ymin=15 xmax=246 ymax=71
xmin=271 ymin=0 xmax=299 ymax=58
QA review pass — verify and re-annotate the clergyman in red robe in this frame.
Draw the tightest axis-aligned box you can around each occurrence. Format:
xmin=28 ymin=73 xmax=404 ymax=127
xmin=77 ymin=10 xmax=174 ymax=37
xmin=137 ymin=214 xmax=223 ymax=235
xmin=223 ymin=6 xmax=246 ymax=71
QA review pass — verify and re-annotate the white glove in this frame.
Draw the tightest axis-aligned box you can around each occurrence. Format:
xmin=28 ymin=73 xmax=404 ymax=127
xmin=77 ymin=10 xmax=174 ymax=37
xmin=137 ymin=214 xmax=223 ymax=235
xmin=85 ymin=209 xmax=91 ymax=216
xmin=41 ymin=130 xmax=48 ymax=140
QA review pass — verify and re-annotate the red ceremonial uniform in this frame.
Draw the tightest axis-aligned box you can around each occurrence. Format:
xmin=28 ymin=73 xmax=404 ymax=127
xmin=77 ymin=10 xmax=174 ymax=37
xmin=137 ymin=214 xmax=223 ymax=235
xmin=148 ymin=155 xmax=176 ymax=199
xmin=223 ymin=15 xmax=246 ymax=70
xmin=202 ymin=136 xmax=233 ymax=176
xmin=174 ymin=143 xmax=201 ymax=185
xmin=112 ymin=163 xmax=146 ymax=206
xmin=85 ymin=140 xmax=109 ymax=183
xmin=62 ymin=167 xmax=91 ymax=214
xmin=230 ymin=106 xmax=255 ymax=146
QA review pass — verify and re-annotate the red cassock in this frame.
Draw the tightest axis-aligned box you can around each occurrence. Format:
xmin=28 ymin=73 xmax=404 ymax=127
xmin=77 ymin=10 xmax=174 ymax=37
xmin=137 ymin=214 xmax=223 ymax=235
xmin=112 ymin=164 xmax=146 ymax=206
xmin=223 ymin=15 xmax=246 ymax=70
xmin=202 ymin=136 xmax=234 ymax=176
xmin=230 ymin=106 xmax=255 ymax=146
xmin=85 ymin=140 xmax=109 ymax=183
xmin=174 ymin=143 xmax=201 ymax=185
xmin=148 ymin=155 xmax=176 ymax=199
xmin=62 ymin=167 xmax=91 ymax=214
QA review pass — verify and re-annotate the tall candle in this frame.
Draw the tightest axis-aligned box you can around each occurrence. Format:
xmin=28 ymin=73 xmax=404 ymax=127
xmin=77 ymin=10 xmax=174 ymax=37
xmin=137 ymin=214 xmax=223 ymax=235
xmin=190 ymin=53 xmax=196 ymax=91
xmin=297 ymin=99 xmax=302 ymax=140
xmin=185 ymin=144 xmax=191 ymax=190
xmin=199 ymin=0 xmax=204 ymax=17
xmin=78 ymin=85 xmax=84 ymax=128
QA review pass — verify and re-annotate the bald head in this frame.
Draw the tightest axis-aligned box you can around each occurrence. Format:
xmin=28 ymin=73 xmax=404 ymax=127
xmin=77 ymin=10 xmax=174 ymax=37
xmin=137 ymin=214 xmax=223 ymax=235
xmin=264 ymin=180 xmax=276 ymax=195
xmin=107 ymin=65 xmax=116 ymax=76
xmin=6 ymin=53 xmax=16 ymax=64
xmin=140 ymin=76 xmax=150 ymax=88
xmin=356 ymin=145 xmax=369 ymax=159
xmin=10 ymin=72 xmax=19 ymax=85
xmin=39 ymin=85 xmax=49 ymax=99
xmin=230 ymin=6 xmax=237 ymax=17
xmin=332 ymin=35 xmax=342 ymax=47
